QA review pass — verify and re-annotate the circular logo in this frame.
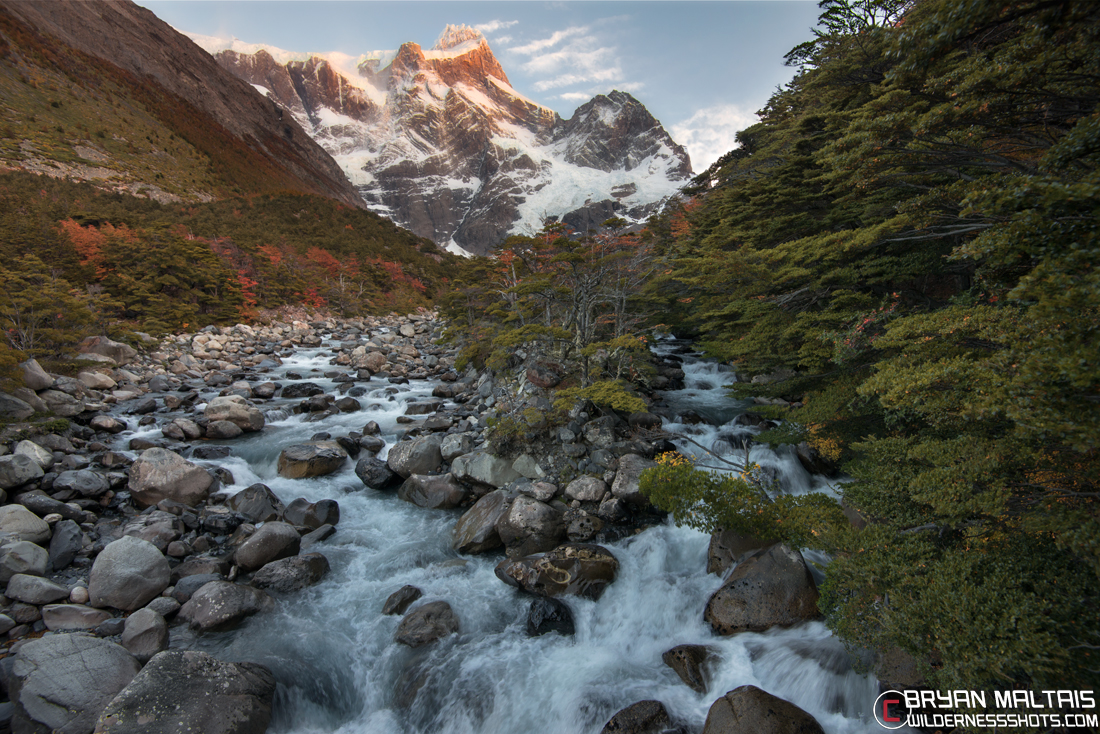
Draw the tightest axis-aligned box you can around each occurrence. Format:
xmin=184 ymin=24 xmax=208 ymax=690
xmin=874 ymin=690 xmax=910 ymax=730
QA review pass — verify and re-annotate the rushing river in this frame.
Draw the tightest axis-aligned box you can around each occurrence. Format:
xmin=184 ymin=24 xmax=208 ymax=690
xmin=115 ymin=335 xmax=892 ymax=734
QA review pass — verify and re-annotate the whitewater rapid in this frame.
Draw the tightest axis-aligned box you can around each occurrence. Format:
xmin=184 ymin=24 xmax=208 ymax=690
xmin=127 ymin=338 xmax=891 ymax=734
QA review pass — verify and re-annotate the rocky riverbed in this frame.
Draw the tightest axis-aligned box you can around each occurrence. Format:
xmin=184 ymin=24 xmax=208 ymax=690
xmin=0 ymin=314 xmax=889 ymax=734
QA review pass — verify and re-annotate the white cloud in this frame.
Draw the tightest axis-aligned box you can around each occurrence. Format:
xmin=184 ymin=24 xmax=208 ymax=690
xmin=474 ymin=20 xmax=519 ymax=34
xmin=506 ymin=22 xmax=650 ymax=107
xmin=508 ymin=26 xmax=588 ymax=56
xmin=533 ymin=63 xmax=622 ymax=91
xmin=515 ymin=35 xmax=624 ymax=91
xmin=669 ymin=104 xmax=759 ymax=172
xmin=493 ymin=35 xmax=513 ymax=45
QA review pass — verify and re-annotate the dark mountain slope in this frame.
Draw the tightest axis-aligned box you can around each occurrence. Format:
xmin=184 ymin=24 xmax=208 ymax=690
xmin=0 ymin=0 xmax=363 ymax=207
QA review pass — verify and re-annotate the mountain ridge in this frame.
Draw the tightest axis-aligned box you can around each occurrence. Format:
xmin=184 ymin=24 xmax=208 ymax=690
xmin=205 ymin=25 xmax=692 ymax=254
xmin=0 ymin=0 xmax=365 ymax=208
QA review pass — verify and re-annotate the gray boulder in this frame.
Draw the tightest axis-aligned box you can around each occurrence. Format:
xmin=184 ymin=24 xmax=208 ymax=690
xmin=600 ymin=700 xmax=675 ymax=734
xmin=564 ymin=508 xmax=604 ymax=542
xmin=583 ymin=416 xmax=616 ymax=448
xmin=0 ymin=541 xmax=49 ymax=583
xmin=520 ymin=481 xmax=557 ymax=502
xmin=144 ymin=596 xmax=181 ymax=619
xmin=203 ymin=395 xmax=265 ymax=432
xmin=79 ymin=335 xmax=137 ymax=365
xmin=0 ymin=455 xmax=44 ymax=491
xmin=233 ymin=522 xmax=300 ymax=572
xmin=178 ymin=581 xmax=274 ymax=632
xmin=89 ymin=536 xmax=171 ymax=611
xmin=398 ymin=474 xmax=469 ymax=510
xmin=386 ymin=434 xmax=444 ymax=477
xmin=395 ymin=600 xmax=459 ymax=647
xmin=597 ymin=496 xmax=631 ymax=525
xmin=451 ymin=451 xmax=521 ymax=488
xmin=6 ymin=574 xmax=69 ymax=605
xmin=440 ymin=433 xmax=474 ymax=461
xmin=355 ymin=351 xmax=387 ymax=373
xmin=93 ymin=650 xmax=276 ymax=734
xmin=205 ymin=421 xmax=243 ymax=440
xmin=127 ymin=448 xmax=213 ymax=508
xmin=707 ymin=529 xmax=770 ymax=577
xmin=225 ymin=483 xmax=285 ymax=523
xmin=453 ymin=490 xmax=513 ymax=554
xmin=172 ymin=573 xmax=223 ymax=604
xmin=382 ymin=585 xmax=422 ymax=616
xmin=496 ymin=495 xmax=565 ymax=558
xmin=526 ymin=597 xmax=574 ymax=637
xmin=10 ymin=633 xmax=140 ymax=734
xmin=663 ymin=644 xmax=714 ymax=694
xmin=282 ymin=497 xmax=340 ymax=529
xmin=54 ymin=469 xmax=111 ymax=497
xmin=121 ymin=608 xmax=169 ymax=663
xmin=565 ymin=476 xmax=607 ymax=502
xmin=495 ymin=543 xmax=618 ymax=600
xmin=355 ymin=456 xmax=398 ymax=489
xmin=0 ymin=391 xmax=34 ymax=420
xmin=90 ymin=415 xmax=127 ymax=434
xmin=0 ymin=504 xmax=50 ymax=543
xmin=121 ymin=511 xmax=182 ymax=552
xmin=21 ymin=491 xmax=82 ymax=521
xmin=404 ymin=399 xmax=443 ymax=415
xmin=172 ymin=556 xmax=230 ymax=582
xmin=19 ymin=358 xmax=54 ymax=390
xmin=42 ymin=604 xmax=113 ymax=631
xmin=702 ymin=685 xmax=825 ymax=734
xmin=80 ymin=372 xmax=117 ymax=391
xmin=512 ymin=454 xmax=546 ymax=480
xmin=610 ymin=454 xmax=656 ymax=508
xmin=704 ymin=544 xmax=820 ymax=635
xmin=14 ymin=440 xmax=53 ymax=469
xmin=276 ymin=442 xmax=347 ymax=478
xmin=40 ymin=388 xmax=85 ymax=416
xmin=250 ymin=553 xmax=330 ymax=593
xmin=300 ymin=524 xmax=336 ymax=549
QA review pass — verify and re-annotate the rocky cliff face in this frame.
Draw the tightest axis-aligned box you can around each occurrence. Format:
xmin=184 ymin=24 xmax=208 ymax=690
xmin=207 ymin=25 xmax=691 ymax=255
xmin=0 ymin=0 xmax=365 ymax=208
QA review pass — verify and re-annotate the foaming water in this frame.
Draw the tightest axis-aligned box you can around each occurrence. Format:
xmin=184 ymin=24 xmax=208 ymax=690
xmin=118 ymin=338 xmax=889 ymax=733
xmin=653 ymin=340 xmax=837 ymax=498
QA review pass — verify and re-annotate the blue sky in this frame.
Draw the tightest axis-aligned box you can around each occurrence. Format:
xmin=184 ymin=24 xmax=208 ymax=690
xmin=137 ymin=1 xmax=823 ymax=171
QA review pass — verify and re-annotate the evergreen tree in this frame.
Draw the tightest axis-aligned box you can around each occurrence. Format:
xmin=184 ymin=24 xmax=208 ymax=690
xmin=643 ymin=0 xmax=1100 ymax=689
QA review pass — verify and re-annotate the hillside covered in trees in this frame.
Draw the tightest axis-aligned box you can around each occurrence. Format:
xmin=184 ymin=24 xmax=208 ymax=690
xmin=0 ymin=172 xmax=459 ymax=376
xmin=443 ymin=0 xmax=1099 ymax=691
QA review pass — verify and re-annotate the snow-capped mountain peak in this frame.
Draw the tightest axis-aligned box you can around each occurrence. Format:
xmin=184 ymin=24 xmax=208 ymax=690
xmin=433 ymin=24 xmax=485 ymax=52
xmin=205 ymin=26 xmax=691 ymax=254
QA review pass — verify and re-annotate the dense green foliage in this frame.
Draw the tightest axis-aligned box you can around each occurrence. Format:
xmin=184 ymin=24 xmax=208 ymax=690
xmin=439 ymin=220 xmax=655 ymax=392
xmin=0 ymin=172 xmax=456 ymax=373
xmin=642 ymin=0 xmax=1099 ymax=690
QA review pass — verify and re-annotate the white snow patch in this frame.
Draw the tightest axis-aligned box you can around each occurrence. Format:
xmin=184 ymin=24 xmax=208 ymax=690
xmin=423 ymin=39 xmax=484 ymax=60
xmin=313 ymin=107 xmax=367 ymax=130
xmin=487 ymin=76 xmax=552 ymax=113
xmin=445 ymin=239 xmax=476 ymax=258
xmin=251 ymin=84 xmax=271 ymax=97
